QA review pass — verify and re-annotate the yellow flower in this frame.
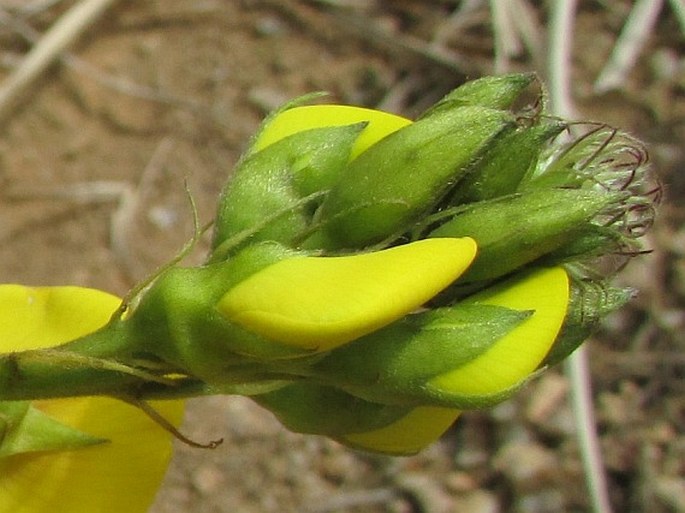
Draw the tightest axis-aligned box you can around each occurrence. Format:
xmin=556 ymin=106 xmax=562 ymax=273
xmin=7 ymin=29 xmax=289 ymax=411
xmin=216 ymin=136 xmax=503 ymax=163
xmin=218 ymin=237 xmax=477 ymax=351
xmin=339 ymin=267 xmax=569 ymax=454
xmin=0 ymin=285 xmax=184 ymax=513
xmin=429 ymin=267 xmax=570 ymax=396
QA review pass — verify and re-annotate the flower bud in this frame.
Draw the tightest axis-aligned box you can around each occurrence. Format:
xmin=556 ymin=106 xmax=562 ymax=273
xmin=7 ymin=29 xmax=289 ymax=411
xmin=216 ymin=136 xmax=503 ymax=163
xmin=217 ymin=238 xmax=477 ymax=351
xmin=427 ymin=267 xmax=569 ymax=400
xmin=211 ymin=103 xmax=413 ymax=259
xmin=212 ymin=124 xmax=364 ymax=257
xmin=420 ymin=72 xmax=536 ymax=117
xmin=309 ymin=106 xmax=515 ymax=249
xmin=311 ymin=304 xmax=529 ymax=406
xmin=450 ymin=120 xmax=567 ymax=204
xmin=255 ymin=382 xmax=460 ymax=455
xmin=428 ymin=188 xmax=624 ymax=283
xmin=309 ymin=266 xmax=569 ymax=408
xmin=125 ymin=238 xmax=476 ymax=386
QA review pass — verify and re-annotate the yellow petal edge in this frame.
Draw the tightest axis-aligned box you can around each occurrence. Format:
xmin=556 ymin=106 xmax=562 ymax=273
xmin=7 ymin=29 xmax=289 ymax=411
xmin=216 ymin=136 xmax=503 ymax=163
xmin=430 ymin=267 xmax=570 ymax=396
xmin=254 ymin=104 xmax=412 ymax=159
xmin=218 ymin=237 xmax=477 ymax=351
xmin=0 ymin=285 xmax=184 ymax=513
xmin=342 ymin=406 xmax=460 ymax=455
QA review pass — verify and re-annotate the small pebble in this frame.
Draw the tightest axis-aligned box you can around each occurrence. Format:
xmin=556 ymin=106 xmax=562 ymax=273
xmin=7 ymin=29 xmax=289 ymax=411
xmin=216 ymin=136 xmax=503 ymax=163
xmin=526 ymin=373 xmax=569 ymax=427
xmin=255 ymin=16 xmax=288 ymax=37
xmin=654 ymin=476 xmax=685 ymax=512
xmin=514 ymin=489 xmax=566 ymax=513
xmin=452 ymin=489 xmax=500 ymax=513
xmin=493 ymin=441 xmax=559 ymax=493
xmin=191 ymin=464 xmax=223 ymax=494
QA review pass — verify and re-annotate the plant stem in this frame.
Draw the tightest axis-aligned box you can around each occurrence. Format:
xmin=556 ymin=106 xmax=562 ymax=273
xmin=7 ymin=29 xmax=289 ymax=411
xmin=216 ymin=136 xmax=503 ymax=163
xmin=0 ymin=321 xmax=172 ymax=401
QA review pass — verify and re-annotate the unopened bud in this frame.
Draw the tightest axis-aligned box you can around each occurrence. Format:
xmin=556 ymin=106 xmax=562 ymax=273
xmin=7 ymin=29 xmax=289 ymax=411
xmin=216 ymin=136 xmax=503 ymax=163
xmin=312 ymin=266 xmax=569 ymax=409
xmin=212 ymin=124 xmax=364 ymax=257
xmin=255 ymin=382 xmax=460 ymax=455
xmin=428 ymin=189 xmax=623 ymax=283
xmin=451 ymin=120 xmax=567 ymax=204
xmin=311 ymin=106 xmax=514 ymax=249
xmin=217 ymin=238 xmax=476 ymax=351
xmin=420 ymin=72 xmax=536 ymax=117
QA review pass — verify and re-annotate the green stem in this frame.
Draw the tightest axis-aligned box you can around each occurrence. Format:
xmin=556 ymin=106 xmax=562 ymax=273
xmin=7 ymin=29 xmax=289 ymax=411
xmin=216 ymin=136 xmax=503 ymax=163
xmin=0 ymin=320 xmax=180 ymax=401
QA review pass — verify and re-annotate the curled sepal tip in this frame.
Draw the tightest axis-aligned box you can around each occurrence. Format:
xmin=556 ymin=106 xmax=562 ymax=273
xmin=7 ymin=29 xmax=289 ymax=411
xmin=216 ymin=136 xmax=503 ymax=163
xmin=218 ymin=237 xmax=477 ymax=351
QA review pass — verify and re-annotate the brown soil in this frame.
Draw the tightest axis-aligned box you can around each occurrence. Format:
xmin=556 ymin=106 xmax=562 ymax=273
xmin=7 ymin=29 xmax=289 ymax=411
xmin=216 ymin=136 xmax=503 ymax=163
xmin=1 ymin=2 xmax=682 ymax=513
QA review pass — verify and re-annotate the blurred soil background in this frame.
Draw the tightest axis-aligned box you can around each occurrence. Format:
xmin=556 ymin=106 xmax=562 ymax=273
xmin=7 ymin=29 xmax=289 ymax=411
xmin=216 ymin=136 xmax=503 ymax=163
xmin=0 ymin=1 xmax=683 ymax=512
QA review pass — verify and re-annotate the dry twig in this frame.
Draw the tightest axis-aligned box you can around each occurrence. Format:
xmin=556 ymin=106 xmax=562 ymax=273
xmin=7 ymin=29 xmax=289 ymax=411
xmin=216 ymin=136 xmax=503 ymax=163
xmin=594 ymin=0 xmax=664 ymax=94
xmin=0 ymin=0 xmax=117 ymax=123
xmin=0 ymin=3 xmax=210 ymax=124
xmin=489 ymin=0 xmax=544 ymax=73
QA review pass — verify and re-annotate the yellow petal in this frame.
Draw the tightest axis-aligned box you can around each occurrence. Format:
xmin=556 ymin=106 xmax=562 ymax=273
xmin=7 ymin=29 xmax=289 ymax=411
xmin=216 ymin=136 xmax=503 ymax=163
xmin=0 ymin=285 xmax=184 ymax=513
xmin=0 ymin=285 xmax=121 ymax=350
xmin=218 ymin=238 xmax=477 ymax=351
xmin=254 ymin=104 xmax=412 ymax=159
xmin=342 ymin=406 xmax=460 ymax=455
xmin=430 ymin=267 xmax=570 ymax=396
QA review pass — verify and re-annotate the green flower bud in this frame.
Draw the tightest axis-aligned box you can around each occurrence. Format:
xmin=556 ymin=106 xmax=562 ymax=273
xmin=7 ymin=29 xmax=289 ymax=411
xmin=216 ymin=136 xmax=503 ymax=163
xmin=308 ymin=106 xmax=515 ymax=249
xmin=310 ymin=266 xmax=569 ymax=409
xmin=450 ymin=120 xmax=568 ymax=204
xmin=428 ymin=188 xmax=624 ymax=283
xmin=212 ymin=123 xmax=365 ymax=258
xmin=255 ymin=382 xmax=460 ymax=455
xmin=420 ymin=72 xmax=536 ymax=117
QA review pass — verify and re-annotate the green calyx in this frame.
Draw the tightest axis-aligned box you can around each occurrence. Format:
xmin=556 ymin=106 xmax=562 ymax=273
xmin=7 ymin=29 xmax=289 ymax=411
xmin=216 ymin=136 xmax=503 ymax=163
xmin=254 ymin=382 xmax=411 ymax=437
xmin=309 ymin=106 xmax=515 ymax=249
xmin=311 ymin=304 xmax=530 ymax=407
xmin=428 ymin=188 xmax=625 ymax=283
xmin=212 ymin=123 xmax=365 ymax=258
xmin=543 ymin=277 xmax=634 ymax=366
xmin=450 ymin=120 xmax=568 ymax=204
xmin=420 ymin=72 xmax=537 ymax=116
